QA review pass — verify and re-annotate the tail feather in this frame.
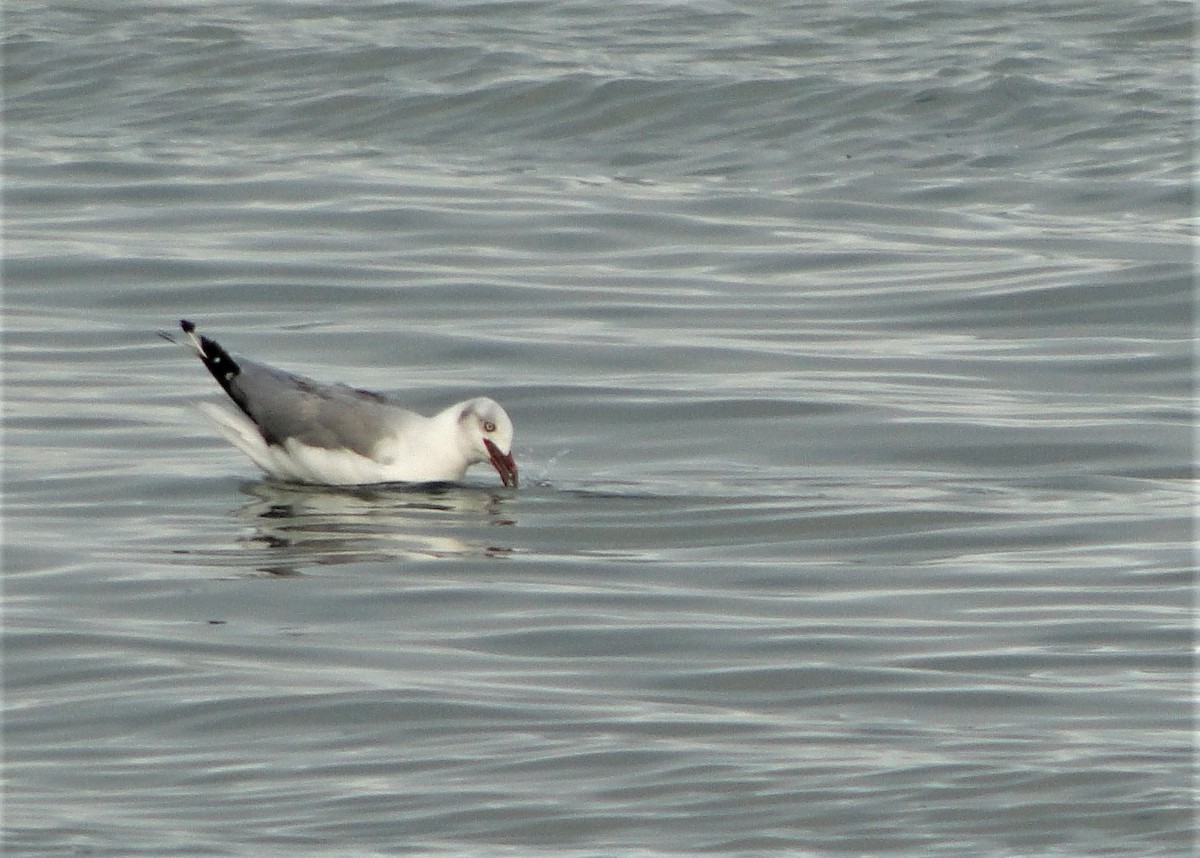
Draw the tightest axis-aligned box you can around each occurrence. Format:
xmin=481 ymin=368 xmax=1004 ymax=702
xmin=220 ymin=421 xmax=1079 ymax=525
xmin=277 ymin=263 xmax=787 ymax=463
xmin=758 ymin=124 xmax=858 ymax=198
xmin=195 ymin=402 xmax=276 ymax=475
xmin=158 ymin=321 xmax=200 ymax=358
xmin=158 ymin=319 xmax=209 ymax=358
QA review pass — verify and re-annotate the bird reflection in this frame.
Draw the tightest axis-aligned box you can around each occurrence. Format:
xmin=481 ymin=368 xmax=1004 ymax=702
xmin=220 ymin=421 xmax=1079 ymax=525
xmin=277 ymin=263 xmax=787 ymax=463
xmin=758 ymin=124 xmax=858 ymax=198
xmin=231 ymin=480 xmax=517 ymax=573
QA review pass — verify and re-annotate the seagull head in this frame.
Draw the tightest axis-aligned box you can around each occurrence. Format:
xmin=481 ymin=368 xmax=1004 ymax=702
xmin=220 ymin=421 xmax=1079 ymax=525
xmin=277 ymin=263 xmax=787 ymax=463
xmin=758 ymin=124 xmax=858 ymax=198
xmin=457 ymin=397 xmax=518 ymax=488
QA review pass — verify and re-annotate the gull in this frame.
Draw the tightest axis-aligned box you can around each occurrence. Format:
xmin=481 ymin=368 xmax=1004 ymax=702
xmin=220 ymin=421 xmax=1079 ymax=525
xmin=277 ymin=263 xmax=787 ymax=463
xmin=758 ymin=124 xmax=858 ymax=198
xmin=161 ymin=320 xmax=517 ymax=487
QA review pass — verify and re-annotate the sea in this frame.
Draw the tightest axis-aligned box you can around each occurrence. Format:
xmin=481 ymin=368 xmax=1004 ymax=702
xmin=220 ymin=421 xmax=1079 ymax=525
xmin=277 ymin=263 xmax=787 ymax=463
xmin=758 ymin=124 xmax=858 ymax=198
xmin=3 ymin=1 xmax=1195 ymax=855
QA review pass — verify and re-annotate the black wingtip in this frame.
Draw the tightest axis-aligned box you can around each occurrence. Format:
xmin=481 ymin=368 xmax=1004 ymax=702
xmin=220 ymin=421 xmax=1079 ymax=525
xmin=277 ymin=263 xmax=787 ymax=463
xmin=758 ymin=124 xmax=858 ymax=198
xmin=176 ymin=320 xmax=245 ymax=410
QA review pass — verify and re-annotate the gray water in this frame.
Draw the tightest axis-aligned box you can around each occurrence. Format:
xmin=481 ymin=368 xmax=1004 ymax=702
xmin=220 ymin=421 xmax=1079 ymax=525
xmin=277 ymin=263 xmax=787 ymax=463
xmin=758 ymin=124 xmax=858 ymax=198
xmin=3 ymin=1 xmax=1194 ymax=855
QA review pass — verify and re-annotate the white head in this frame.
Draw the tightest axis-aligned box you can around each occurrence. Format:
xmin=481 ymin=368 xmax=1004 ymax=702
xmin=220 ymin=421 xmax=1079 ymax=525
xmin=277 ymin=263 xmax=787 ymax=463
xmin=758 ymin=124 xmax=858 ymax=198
xmin=455 ymin=397 xmax=517 ymax=487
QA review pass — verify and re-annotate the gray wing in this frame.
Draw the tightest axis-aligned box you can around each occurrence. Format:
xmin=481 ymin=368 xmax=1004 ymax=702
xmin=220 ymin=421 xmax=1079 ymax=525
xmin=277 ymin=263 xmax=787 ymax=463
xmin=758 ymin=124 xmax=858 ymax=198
xmin=229 ymin=358 xmax=408 ymax=458
xmin=169 ymin=320 xmax=410 ymax=459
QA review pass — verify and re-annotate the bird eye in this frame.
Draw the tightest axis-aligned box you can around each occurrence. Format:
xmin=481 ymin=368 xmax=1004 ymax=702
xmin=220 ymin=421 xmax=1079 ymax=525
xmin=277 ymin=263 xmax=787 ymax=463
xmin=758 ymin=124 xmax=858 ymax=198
xmin=483 ymin=421 xmax=496 ymax=433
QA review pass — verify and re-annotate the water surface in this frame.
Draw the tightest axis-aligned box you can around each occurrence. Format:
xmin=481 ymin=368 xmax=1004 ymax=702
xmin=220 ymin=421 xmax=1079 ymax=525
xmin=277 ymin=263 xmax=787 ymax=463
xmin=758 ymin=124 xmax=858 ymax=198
xmin=4 ymin=1 xmax=1194 ymax=855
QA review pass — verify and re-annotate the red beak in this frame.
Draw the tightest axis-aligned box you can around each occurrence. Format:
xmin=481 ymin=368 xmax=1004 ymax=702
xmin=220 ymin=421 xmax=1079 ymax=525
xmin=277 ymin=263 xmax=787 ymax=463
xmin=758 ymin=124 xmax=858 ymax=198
xmin=483 ymin=439 xmax=518 ymax=488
